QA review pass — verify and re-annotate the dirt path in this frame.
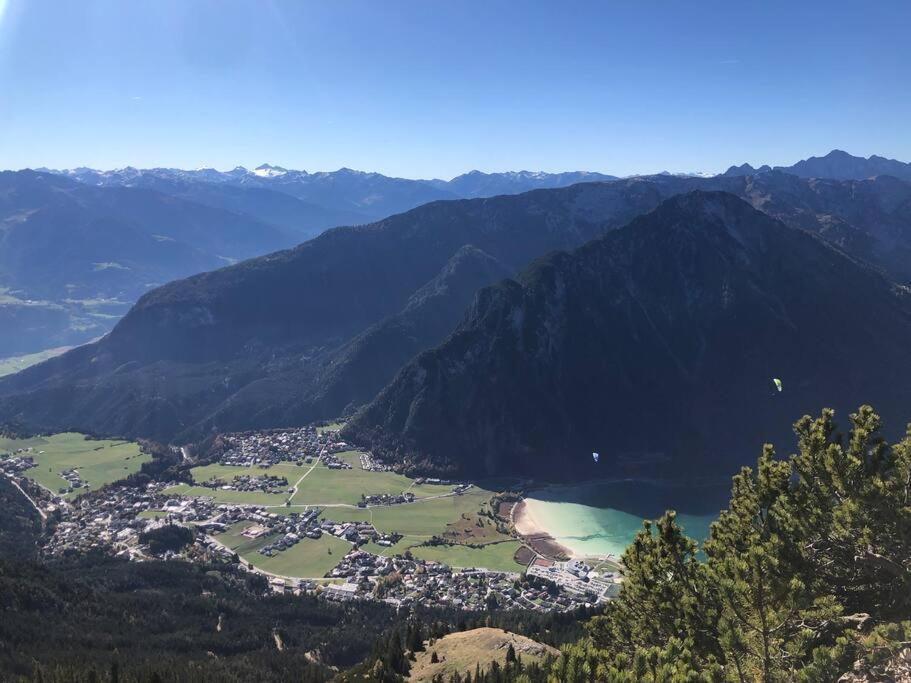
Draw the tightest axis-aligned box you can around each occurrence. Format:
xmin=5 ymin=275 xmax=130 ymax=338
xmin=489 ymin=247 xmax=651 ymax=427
xmin=285 ymin=455 xmax=322 ymax=503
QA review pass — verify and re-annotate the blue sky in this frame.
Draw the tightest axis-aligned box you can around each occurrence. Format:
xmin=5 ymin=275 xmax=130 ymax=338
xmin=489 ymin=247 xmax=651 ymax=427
xmin=0 ymin=0 xmax=908 ymax=178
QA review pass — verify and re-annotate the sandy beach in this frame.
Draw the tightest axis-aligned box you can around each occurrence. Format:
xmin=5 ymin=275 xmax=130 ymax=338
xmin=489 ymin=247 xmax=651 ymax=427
xmin=513 ymin=499 xmax=575 ymax=560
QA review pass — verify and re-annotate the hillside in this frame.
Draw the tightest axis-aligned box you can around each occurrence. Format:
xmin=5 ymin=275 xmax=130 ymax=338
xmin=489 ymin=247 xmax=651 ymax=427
xmin=345 ymin=192 xmax=911 ymax=479
xmin=0 ymin=170 xmax=292 ymax=355
xmin=2 ymin=174 xmax=910 ymax=445
xmin=0 ymin=180 xmax=663 ymax=442
xmin=408 ymin=628 xmax=558 ymax=682
xmin=300 ymin=245 xmax=512 ymax=419
xmin=779 ymin=149 xmax=911 ymax=181
xmin=721 ymin=150 xmax=911 ymax=182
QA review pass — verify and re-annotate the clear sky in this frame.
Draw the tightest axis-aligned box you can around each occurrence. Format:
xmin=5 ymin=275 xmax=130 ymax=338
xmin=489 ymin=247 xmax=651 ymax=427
xmin=0 ymin=0 xmax=908 ymax=179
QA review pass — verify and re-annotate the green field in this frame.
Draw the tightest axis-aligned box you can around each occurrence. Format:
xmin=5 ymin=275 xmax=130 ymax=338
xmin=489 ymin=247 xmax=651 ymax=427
xmin=164 ymin=447 xmax=523 ymax=571
xmin=179 ymin=451 xmax=452 ymax=507
xmin=164 ymin=483 xmax=288 ymax=506
xmin=325 ymin=489 xmax=495 ymax=537
xmin=409 ymin=541 xmax=524 ymax=572
xmin=189 ymin=462 xmax=302 ymax=482
xmin=0 ymin=346 xmax=71 ymax=378
xmin=290 ymin=450 xmax=452 ymax=505
xmin=1 ymin=432 xmax=149 ymax=498
xmin=216 ymin=522 xmax=351 ymax=578
xmin=316 ymin=421 xmax=346 ymax=435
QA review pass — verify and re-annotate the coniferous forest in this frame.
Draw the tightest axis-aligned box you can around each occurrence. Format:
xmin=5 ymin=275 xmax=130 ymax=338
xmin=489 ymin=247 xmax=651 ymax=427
xmin=2 ymin=405 xmax=909 ymax=682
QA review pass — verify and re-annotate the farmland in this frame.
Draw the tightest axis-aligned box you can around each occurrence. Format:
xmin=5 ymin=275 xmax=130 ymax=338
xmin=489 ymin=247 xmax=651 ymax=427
xmin=409 ymin=540 xmax=525 ymax=572
xmin=1 ymin=424 xmax=617 ymax=613
xmin=289 ymin=450 xmax=452 ymax=505
xmin=170 ymin=451 xmax=453 ymax=507
xmin=1 ymin=432 xmax=149 ymax=498
xmin=216 ymin=521 xmax=351 ymax=578
xmin=165 ymin=449 xmax=527 ymax=574
xmin=0 ymin=346 xmax=71 ymax=378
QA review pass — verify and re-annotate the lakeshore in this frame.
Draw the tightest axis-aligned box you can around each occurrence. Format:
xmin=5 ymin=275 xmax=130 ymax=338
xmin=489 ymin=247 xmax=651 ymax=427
xmin=513 ymin=479 xmax=728 ymax=560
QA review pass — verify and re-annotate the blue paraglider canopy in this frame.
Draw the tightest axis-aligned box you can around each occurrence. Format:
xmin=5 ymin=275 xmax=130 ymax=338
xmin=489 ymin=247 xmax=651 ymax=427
xmin=592 ymin=452 xmax=600 ymax=463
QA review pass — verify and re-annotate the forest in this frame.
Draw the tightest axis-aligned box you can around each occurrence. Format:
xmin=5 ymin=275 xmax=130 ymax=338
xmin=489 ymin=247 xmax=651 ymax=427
xmin=2 ymin=406 xmax=909 ymax=682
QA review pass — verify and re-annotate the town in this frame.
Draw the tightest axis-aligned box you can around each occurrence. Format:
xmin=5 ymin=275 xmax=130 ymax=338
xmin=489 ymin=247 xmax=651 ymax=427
xmin=0 ymin=427 xmax=622 ymax=614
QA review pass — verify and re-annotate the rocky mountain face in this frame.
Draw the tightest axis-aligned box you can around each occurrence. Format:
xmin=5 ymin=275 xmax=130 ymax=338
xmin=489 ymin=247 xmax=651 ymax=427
xmin=706 ymin=172 xmax=911 ymax=283
xmin=780 ymin=150 xmax=911 ymax=181
xmin=5 ymin=165 xmax=627 ymax=359
xmin=0 ymin=181 xmax=664 ymax=441
xmin=345 ymin=192 xmax=911 ymax=480
xmin=299 ymin=245 xmax=512 ymax=418
xmin=2 ymin=173 xmax=910 ymax=454
xmin=722 ymin=150 xmax=911 ymax=182
xmin=722 ymin=163 xmax=772 ymax=176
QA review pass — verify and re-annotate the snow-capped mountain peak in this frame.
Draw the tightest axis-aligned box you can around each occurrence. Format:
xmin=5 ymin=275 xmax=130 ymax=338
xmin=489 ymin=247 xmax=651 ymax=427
xmin=252 ymin=164 xmax=288 ymax=178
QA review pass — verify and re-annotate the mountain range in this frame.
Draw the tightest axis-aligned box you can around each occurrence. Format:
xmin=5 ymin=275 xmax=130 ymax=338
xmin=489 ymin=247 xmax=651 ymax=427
xmin=2 ymin=160 xmax=911 ymax=480
xmin=344 ymin=192 xmax=911 ymax=479
xmin=0 ymin=170 xmax=290 ymax=356
xmin=54 ymin=165 xmax=621 ymax=223
xmin=0 ymin=166 xmax=621 ymax=357
xmin=722 ymin=149 xmax=911 ymax=181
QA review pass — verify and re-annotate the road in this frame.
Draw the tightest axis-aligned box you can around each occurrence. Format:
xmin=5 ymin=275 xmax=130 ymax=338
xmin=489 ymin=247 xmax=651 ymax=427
xmin=2 ymin=472 xmax=48 ymax=521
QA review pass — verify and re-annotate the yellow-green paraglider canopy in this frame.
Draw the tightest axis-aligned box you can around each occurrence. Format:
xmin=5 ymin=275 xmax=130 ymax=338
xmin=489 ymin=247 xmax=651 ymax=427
xmin=773 ymin=378 xmax=783 ymax=392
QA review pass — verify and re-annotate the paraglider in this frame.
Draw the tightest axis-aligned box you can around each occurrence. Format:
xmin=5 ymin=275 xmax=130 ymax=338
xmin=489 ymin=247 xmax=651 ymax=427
xmin=592 ymin=452 xmax=600 ymax=464
xmin=772 ymin=378 xmax=783 ymax=393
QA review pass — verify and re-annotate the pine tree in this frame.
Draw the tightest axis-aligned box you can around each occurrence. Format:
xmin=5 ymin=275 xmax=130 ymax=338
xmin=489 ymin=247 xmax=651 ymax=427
xmin=705 ymin=443 xmax=841 ymax=681
xmin=549 ymin=407 xmax=911 ymax=682
xmin=587 ymin=510 xmax=717 ymax=661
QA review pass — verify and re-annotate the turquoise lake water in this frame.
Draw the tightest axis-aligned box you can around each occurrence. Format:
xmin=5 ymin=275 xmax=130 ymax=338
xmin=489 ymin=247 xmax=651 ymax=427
xmin=523 ymin=479 xmax=730 ymax=558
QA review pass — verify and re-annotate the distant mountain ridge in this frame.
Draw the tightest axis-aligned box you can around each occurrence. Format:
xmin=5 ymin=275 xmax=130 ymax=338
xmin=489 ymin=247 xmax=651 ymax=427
xmin=53 ymin=165 xmax=621 ymax=218
xmin=723 ymin=149 xmax=911 ymax=180
xmin=345 ymin=192 xmax=911 ymax=479
xmin=1 ymin=165 xmax=625 ymax=358
xmin=0 ymin=170 xmax=290 ymax=356
xmin=2 ymin=171 xmax=910 ymax=453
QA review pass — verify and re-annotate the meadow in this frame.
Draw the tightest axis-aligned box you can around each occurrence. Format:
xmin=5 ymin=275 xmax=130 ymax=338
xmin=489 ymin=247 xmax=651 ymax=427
xmin=0 ymin=346 xmax=70 ymax=378
xmin=409 ymin=540 xmax=524 ymax=573
xmin=316 ymin=421 xmax=346 ymax=435
xmin=178 ymin=450 xmax=452 ymax=507
xmin=217 ymin=521 xmax=351 ymax=578
xmin=163 ymin=483 xmax=288 ymax=507
xmin=324 ymin=489 xmax=494 ymax=537
xmin=1 ymin=432 xmax=148 ymax=498
xmin=325 ymin=488 xmax=526 ymax=571
xmin=294 ymin=450 xmax=453 ymax=504
xmin=167 ymin=450 xmax=529 ymax=575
